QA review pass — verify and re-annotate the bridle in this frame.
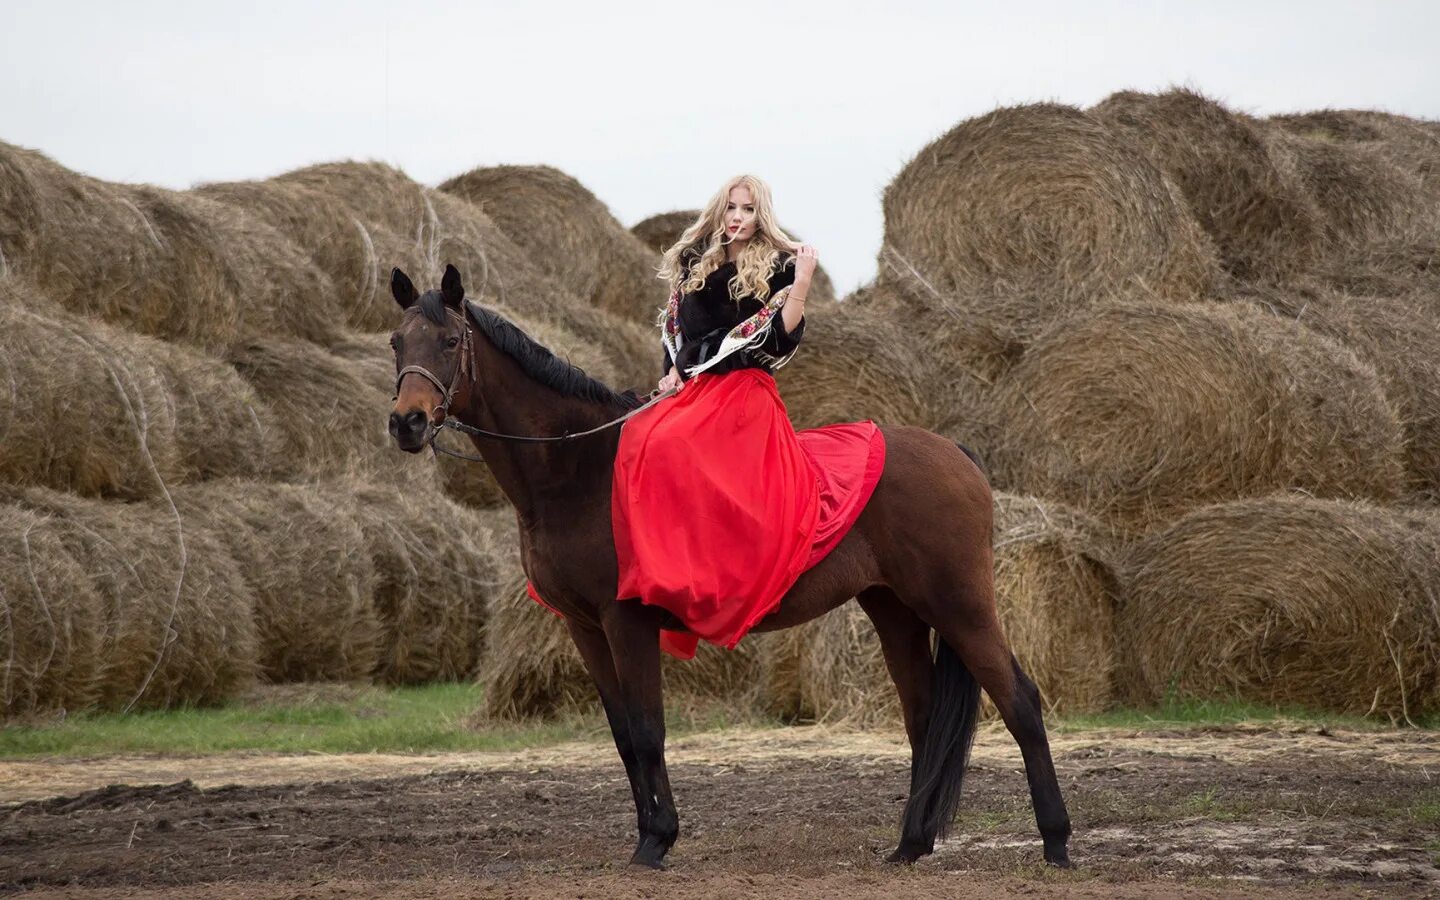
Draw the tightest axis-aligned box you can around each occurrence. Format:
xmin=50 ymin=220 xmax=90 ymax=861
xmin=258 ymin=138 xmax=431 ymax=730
xmin=392 ymin=303 xmax=675 ymax=461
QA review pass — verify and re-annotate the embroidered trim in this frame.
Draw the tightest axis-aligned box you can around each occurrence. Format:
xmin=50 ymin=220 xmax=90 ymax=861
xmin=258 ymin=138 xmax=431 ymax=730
xmin=659 ymin=285 xmax=797 ymax=378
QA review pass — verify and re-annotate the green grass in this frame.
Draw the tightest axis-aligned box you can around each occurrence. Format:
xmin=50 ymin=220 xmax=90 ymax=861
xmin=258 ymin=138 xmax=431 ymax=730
xmin=2 ymin=685 xmax=1431 ymax=760
xmin=1049 ymin=696 xmax=1438 ymax=732
xmin=0 ymin=683 xmax=595 ymax=758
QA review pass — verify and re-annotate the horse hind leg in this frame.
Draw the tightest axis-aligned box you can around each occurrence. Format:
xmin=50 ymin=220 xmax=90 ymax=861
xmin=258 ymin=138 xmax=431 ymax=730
xmin=857 ymin=587 xmax=947 ymax=862
xmin=930 ymin=593 xmax=1073 ymax=867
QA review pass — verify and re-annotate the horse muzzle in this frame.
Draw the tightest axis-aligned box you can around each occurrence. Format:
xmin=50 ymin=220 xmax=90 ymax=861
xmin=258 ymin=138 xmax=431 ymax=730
xmin=388 ymin=409 xmax=432 ymax=453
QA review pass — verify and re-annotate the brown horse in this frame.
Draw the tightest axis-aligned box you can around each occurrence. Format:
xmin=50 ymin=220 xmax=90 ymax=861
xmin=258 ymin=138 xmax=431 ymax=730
xmin=387 ymin=264 xmax=1071 ymax=870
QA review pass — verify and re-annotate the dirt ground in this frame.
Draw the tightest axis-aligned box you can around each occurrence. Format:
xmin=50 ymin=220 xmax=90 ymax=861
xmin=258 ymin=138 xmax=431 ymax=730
xmin=2 ymin=724 xmax=1437 ymax=898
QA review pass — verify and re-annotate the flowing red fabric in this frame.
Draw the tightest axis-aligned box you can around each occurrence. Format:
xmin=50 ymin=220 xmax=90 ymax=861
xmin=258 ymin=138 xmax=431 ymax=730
xmin=526 ymin=368 xmax=885 ymax=660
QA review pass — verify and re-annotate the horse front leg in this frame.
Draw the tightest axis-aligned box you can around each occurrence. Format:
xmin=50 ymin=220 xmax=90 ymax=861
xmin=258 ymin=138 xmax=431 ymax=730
xmin=565 ymin=619 xmax=646 ymax=833
xmin=600 ymin=601 xmax=678 ymax=868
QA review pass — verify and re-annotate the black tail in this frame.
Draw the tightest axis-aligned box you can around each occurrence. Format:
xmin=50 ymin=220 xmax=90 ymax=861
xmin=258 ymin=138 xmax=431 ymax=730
xmin=900 ymin=637 xmax=982 ymax=846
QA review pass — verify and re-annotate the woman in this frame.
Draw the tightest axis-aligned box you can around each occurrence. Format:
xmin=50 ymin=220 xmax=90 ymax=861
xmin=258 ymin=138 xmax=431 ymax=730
xmin=611 ymin=175 xmax=885 ymax=659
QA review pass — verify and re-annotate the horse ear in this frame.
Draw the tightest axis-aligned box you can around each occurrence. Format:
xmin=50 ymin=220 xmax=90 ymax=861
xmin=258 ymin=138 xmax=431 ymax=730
xmin=391 ymin=268 xmax=419 ymax=309
xmin=441 ymin=264 xmax=464 ymax=309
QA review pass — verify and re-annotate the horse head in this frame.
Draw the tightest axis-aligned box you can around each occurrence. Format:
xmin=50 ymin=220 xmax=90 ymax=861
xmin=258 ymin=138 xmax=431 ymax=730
xmin=387 ymin=263 xmax=474 ymax=453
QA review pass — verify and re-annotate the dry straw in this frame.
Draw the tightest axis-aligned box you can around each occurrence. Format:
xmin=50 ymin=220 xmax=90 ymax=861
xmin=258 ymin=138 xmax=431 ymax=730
xmin=1269 ymin=108 xmax=1440 ymax=206
xmin=440 ymin=165 xmax=668 ymax=324
xmin=340 ymin=479 xmax=502 ymax=684
xmin=172 ymin=481 xmax=381 ymax=683
xmin=1246 ymin=285 xmax=1440 ymax=501
xmin=0 ymin=142 xmax=339 ymax=351
xmin=878 ymin=103 xmax=1219 ymax=331
xmin=1117 ymin=495 xmax=1440 ymax=720
xmin=0 ymin=291 xmax=280 ymax=500
xmin=990 ymin=301 xmax=1406 ymax=534
xmin=1260 ymin=125 xmax=1430 ymax=252
xmin=1089 ymin=88 xmax=1323 ymax=283
xmin=0 ymin=503 xmax=103 ymax=717
xmin=1 ymin=486 xmax=259 ymax=712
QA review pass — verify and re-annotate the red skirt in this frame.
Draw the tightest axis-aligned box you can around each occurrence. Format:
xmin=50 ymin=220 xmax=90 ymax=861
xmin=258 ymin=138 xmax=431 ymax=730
xmin=528 ymin=368 xmax=885 ymax=659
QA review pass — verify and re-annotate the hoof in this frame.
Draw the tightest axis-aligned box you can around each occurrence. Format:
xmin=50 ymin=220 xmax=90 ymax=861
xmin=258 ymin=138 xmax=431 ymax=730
xmin=884 ymin=839 xmax=933 ymax=864
xmin=1044 ymin=845 xmax=1073 ymax=869
xmin=629 ymin=834 xmax=671 ymax=870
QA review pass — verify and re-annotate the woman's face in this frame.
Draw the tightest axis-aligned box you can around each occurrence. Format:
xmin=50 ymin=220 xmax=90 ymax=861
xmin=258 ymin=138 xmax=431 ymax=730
xmin=724 ymin=185 xmax=757 ymax=244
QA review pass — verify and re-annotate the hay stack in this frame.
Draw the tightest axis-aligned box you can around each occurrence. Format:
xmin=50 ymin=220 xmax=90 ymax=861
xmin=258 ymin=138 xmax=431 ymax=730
xmin=629 ymin=208 xmax=839 ymax=306
xmin=1 ymin=486 xmax=259 ymax=710
xmin=1269 ymin=109 xmax=1440 ymax=204
xmin=0 ymin=142 xmax=340 ymax=350
xmin=1248 ymin=286 xmax=1440 ymax=500
xmin=1089 ymin=89 xmax=1322 ymax=282
xmin=1261 ymin=126 xmax=1429 ymax=251
xmin=342 ymin=480 xmax=502 ymax=683
xmin=777 ymin=293 xmax=984 ymax=439
xmin=225 ymin=335 xmax=438 ymax=491
xmin=0 ymin=295 xmax=280 ymax=499
xmin=991 ymin=302 xmax=1405 ymax=533
xmin=172 ymin=482 xmax=381 ymax=683
xmin=990 ymin=493 xmax=1120 ymax=713
xmin=440 ymin=165 xmax=668 ymax=324
xmin=0 ymin=142 xmax=240 ymax=350
xmin=0 ymin=503 xmax=103 ymax=717
xmin=1117 ymin=496 xmax=1440 ymax=719
xmin=630 ymin=210 xmax=701 ymax=255
xmin=878 ymin=103 xmax=1219 ymax=341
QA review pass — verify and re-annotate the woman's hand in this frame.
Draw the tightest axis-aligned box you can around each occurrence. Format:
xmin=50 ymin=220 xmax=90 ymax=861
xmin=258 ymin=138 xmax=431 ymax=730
xmin=794 ymin=243 xmax=819 ymax=286
xmin=657 ymin=369 xmax=683 ymax=394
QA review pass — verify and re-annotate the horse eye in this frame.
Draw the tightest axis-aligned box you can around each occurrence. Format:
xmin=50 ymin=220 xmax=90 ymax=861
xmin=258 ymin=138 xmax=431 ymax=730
xmin=446 ymin=337 xmax=459 ymax=348
xmin=389 ymin=335 xmax=399 ymax=350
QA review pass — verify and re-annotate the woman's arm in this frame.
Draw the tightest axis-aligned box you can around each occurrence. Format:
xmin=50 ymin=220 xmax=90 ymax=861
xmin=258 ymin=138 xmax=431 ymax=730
xmin=780 ymin=244 xmax=817 ymax=334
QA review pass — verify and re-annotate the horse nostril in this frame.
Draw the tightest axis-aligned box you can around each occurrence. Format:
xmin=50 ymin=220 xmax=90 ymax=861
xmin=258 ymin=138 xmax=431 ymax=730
xmin=389 ymin=410 xmax=428 ymax=440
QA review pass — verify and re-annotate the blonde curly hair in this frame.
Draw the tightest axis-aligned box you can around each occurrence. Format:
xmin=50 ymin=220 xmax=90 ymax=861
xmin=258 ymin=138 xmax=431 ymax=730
xmin=657 ymin=174 xmax=799 ymax=304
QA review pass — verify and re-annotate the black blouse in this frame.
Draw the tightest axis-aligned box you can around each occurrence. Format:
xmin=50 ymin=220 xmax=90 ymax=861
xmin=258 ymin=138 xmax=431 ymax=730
xmin=661 ymin=251 xmax=806 ymax=379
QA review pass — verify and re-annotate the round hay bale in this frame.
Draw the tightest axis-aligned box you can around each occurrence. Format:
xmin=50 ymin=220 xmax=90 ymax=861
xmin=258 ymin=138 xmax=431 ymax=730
xmin=991 ymin=493 xmax=1120 ymax=713
xmin=878 ymin=103 xmax=1219 ymax=332
xmin=777 ymin=294 xmax=985 ymax=438
xmin=630 ymin=208 xmax=839 ymax=306
xmin=1261 ymin=126 xmax=1429 ymax=251
xmin=0 ymin=142 xmax=243 ymax=350
xmin=440 ymin=165 xmax=668 ymax=324
xmin=1269 ymin=109 xmax=1440 ymax=204
xmin=0 ymin=295 xmax=279 ymax=499
xmin=1117 ymin=496 xmax=1440 ymax=719
xmin=1089 ymin=89 xmax=1322 ymax=282
xmin=758 ymin=602 xmax=894 ymax=726
xmin=225 ymin=335 xmax=438 ymax=491
xmin=172 ymin=481 xmax=381 ymax=683
xmin=991 ymin=302 xmax=1406 ymax=533
xmin=201 ymin=162 xmax=538 ymax=334
xmin=0 ymin=486 xmax=259 ymax=710
xmin=1247 ymin=286 xmax=1440 ymax=500
xmin=630 ymin=210 xmax=700 ymax=255
xmin=159 ymin=189 xmax=341 ymax=345
xmin=0 ymin=503 xmax=103 ymax=717
xmin=341 ymin=479 xmax=501 ymax=684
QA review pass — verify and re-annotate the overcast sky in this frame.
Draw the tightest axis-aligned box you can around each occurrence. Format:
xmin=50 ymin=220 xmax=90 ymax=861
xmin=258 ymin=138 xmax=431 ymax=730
xmin=3 ymin=1 xmax=1438 ymax=296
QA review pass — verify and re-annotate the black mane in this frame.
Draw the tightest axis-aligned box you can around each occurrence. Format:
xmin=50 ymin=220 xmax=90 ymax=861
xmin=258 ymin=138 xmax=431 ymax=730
xmin=419 ymin=292 xmax=641 ymax=410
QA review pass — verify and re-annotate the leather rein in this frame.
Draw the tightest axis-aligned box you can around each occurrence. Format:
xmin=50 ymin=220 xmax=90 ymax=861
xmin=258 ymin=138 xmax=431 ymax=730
xmin=392 ymin=305 xmax=674 ymax=462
